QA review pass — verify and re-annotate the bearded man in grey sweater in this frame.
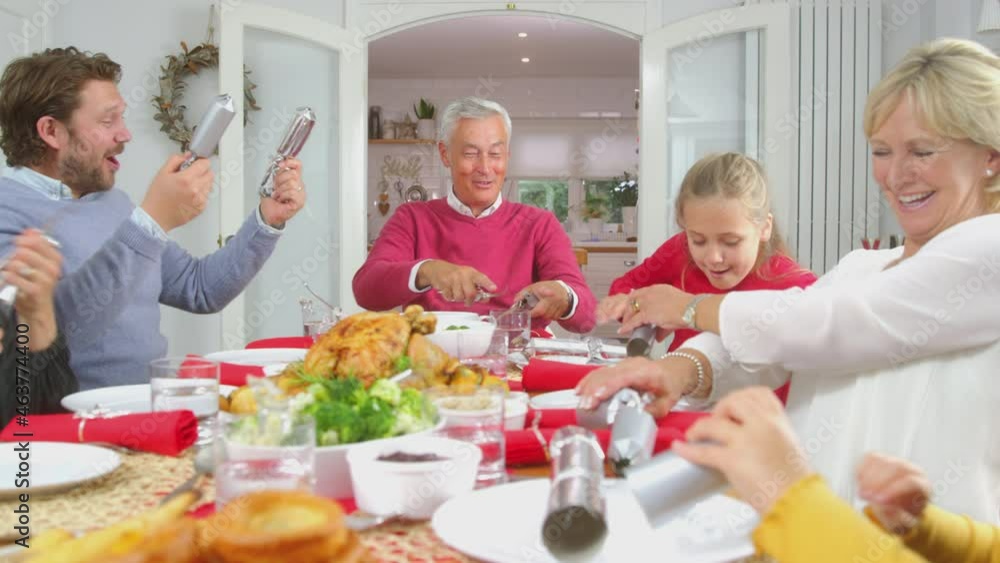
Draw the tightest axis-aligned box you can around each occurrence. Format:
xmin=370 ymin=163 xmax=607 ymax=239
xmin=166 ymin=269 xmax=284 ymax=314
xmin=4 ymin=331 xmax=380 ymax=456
xmin=0 ymin=47 xmax=308 ymax=390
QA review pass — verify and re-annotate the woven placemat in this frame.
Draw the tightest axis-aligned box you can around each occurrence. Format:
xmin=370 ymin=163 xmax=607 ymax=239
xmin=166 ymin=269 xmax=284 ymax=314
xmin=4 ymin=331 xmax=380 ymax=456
xmin=0 ymin=450 xmax=196 ymax=539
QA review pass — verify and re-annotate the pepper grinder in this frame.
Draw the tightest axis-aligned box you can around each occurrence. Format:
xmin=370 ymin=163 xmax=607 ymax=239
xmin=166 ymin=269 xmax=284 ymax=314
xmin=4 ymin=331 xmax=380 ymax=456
xmin=368 ymin=105 xmax=383 ymax=140
xmin=541 ymin=426 xmax=608 ymax=561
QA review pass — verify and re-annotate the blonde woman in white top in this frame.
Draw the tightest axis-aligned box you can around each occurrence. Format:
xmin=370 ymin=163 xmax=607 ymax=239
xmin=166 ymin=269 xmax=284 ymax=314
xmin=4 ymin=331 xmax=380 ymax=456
xmin=577 ymin=38 xmax=1000 ymax=522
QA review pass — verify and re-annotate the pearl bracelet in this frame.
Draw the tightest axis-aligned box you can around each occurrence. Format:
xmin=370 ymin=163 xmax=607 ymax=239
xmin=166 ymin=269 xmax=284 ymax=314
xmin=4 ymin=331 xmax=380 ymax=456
xmin=661 ymin=351 xmax=705 ymax=397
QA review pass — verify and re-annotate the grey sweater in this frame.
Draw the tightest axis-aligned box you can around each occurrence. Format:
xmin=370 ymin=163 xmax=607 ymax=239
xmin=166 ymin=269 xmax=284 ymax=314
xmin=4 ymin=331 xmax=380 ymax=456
xmin=0 ymin=178 xmax=281 ymax=390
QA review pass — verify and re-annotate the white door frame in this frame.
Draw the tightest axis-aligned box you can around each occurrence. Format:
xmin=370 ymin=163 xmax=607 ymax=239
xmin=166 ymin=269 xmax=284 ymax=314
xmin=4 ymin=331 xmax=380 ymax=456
xmin=638 ymin=4 xmax=792 ymax=260
xmin=218 ymin=3 xmax=367 ymax=342
xmin=348 ymin=1 xmax=657 ymax=40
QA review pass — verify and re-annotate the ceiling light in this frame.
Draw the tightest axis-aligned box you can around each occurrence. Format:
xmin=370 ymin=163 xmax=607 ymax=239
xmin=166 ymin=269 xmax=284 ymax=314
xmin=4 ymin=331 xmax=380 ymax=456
xmin=521 ymin=57 xmax=530 ymax=63
xmin=518 ymin=32 xmax=528 ymax=38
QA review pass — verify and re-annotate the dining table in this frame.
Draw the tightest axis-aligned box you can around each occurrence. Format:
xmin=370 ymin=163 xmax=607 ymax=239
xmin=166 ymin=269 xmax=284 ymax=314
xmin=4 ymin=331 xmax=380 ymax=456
xmin=0 ymin=367 xmax=774 ymax=563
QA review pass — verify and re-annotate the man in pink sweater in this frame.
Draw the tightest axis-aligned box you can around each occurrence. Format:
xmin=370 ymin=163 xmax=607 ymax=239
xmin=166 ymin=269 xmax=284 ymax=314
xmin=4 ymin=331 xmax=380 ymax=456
xmin=353 ymin=97 xmax=596 ymax=333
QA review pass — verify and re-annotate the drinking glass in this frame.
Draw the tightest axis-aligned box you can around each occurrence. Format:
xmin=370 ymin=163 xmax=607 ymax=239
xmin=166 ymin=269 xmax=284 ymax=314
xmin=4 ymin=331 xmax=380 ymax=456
xmin=491 ymin=309 xmax=531 ymax=354
xmin=300 ymin=298 xmax=336 ymax=340
xmin=456 ymin=328 xmax=507 ymax=379
xmin=149 ymin=357 xmax=219 ymax=446
xmin=214 ymin=412 xmax=316 ymax=509
xmin=427 ymin=386 xmax=506 ymax=488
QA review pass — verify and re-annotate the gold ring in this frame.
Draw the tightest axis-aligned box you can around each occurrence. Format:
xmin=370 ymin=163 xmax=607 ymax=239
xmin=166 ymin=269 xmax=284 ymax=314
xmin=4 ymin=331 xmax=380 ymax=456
xmin=630 ymin=298 xmax=640 ymax=314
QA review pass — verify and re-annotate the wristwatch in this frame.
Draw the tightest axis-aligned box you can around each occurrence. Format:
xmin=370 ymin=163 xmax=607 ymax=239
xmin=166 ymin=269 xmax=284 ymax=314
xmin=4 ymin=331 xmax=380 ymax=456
xmin=681 ymin=294 xmax=709 ymax=330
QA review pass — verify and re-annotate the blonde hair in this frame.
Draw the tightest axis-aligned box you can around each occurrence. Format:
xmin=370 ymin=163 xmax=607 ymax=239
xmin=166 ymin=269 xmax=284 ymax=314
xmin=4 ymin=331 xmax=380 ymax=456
xmin=674 ymin=152 xmax=791 ymax=274
xmin=864 ymin=38 xmax=1000 ymax=212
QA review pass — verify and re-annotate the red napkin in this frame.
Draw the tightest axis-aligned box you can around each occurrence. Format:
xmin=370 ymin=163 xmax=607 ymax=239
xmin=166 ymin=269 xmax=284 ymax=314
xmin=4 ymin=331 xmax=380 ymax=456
xmin=183 ymin=355 xmax=265 ymax=387
xmin=245 ymin=337 xmax=314 ymax=350
xmin=507 ymin=426 xmax=684 ymax=466
xmin=0 ymin=410 xmax=198 ymax=456
xmin=520 ymin=358 xmax=600 ymax=392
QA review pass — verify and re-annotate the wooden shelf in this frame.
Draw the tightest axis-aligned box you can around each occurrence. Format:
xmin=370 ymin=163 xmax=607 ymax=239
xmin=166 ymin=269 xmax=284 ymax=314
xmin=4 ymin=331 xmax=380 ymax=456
xmin=369 ymin=139 xmax=437 ymax=145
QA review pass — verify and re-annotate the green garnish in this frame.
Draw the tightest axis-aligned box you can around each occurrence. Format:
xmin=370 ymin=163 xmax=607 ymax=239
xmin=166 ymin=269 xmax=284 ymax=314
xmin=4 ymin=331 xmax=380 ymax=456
xmin=445 ymin=324 xmax=470 ymax=331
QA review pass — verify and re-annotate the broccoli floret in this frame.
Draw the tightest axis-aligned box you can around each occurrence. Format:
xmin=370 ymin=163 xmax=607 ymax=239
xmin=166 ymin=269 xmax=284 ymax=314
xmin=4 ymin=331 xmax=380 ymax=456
xmin=302 ymin=400 xmax=364 ymax=445
xmin=358 ymin=396 xmax=397 ymax=439
xmin=393 ymin=388 xmax=436 ymax=435
xmin=369 ymin=379 xmax=402 ymax=406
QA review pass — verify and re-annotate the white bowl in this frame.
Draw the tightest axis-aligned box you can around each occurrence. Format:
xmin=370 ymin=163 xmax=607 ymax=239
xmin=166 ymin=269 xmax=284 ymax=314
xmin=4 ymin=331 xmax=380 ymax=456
xmin=428 ymin=311 xmax=482 ymax=328
xmin=425 ymin=320 xmax=496 ymax=359
xmin=313 ymin=426 xmax=441 ymax=499
xmin=504 ymin=392 xmax=529 ymax=430
xmin=347 ymin=436 xmax=482 ymax=519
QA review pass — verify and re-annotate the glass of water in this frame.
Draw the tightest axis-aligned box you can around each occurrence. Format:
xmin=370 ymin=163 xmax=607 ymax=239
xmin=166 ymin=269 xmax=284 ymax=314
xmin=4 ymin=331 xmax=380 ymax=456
xmin=428 ymin=386 xmax=506 ymax=488
xmin=149 ymin=357 xmax=219 ymax=446
xmin=491 ymin=309 xmax=531 ymax=354
xmin=457 ymin=328 xmax=507 ymax=379
xmin=214 ymin=412 xmax=316 ymax=510
xmin=300 ymin=298 xmax=336 ymax=340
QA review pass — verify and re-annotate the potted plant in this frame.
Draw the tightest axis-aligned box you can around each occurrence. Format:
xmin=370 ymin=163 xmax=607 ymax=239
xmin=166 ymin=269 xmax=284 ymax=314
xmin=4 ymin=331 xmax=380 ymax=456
xmin=413 ymin=98 xmax=436 ymax=140
xmin=582 ymin=191 xmax=608 ymax=241
xmin=611 ymin=171 xmax=639 ymax=239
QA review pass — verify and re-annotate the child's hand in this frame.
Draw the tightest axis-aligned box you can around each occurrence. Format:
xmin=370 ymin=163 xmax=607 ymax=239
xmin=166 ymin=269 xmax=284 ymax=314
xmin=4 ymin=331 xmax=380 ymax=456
xmin=674 ymin=387 xmax=812 ymax=514
xmin=597 ymin=294 xmax=630 ymax=324
xmin=857 ymin=452 xmax=930 ymax=535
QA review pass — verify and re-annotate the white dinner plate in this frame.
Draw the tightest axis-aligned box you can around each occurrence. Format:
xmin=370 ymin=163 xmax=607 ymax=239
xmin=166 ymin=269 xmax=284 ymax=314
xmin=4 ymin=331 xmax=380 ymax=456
xmin=529 ymin=389 xmax=697 ymax=412
xmin=432 ymin=479 xmax=757 ymax=563
xmin=60 ymin=384 xmax=237 ymax=414
xmin=0 ymin=443 xmax=121 ymax=499
xmin=204 ymin=348 xmax=307 ymax=376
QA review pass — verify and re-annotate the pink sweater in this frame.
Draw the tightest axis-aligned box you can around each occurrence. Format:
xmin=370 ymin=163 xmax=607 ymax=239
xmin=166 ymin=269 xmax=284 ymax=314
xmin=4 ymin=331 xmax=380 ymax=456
xmin=353 ymin=199 xmax=596 ymax=333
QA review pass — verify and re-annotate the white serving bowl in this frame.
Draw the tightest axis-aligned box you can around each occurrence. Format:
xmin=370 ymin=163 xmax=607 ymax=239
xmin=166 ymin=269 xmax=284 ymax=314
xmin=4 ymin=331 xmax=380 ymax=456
xmin=425 ymin=320 xmax=496 ymax=359
xmin=347 ymin=436 xmax=482 ymax=519
xmin=427 ymin=311 xmax=481 ymax=329
xmin=313 ymin=426 xmax=442 ymax=499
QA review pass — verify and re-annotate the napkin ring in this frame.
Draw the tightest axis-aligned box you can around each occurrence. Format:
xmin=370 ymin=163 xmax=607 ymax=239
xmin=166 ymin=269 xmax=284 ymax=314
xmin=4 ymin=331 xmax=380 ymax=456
xmin=530 ymin=413 xmax=551 ymax=462
xmin=73 ymin=406 xmax=128 ymax=442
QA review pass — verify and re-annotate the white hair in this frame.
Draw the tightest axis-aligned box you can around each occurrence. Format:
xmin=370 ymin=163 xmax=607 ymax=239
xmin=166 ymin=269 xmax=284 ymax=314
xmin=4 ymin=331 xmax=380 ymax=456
xmin=437 ymin=96 xmax=512 ymax=146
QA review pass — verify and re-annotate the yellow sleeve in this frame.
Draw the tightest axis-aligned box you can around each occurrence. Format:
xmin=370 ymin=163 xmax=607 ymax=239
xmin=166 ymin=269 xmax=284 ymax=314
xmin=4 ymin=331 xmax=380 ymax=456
xmin=887 ymin=504 xmax=1000 ymax=563
xmin=753 ymin=474 xmax=928 ymax=562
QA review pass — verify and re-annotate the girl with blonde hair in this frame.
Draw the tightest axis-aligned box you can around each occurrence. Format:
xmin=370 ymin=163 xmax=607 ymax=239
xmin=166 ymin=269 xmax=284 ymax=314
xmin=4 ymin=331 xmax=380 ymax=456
xmin=598 ymin=152 xmax=816 ymax=357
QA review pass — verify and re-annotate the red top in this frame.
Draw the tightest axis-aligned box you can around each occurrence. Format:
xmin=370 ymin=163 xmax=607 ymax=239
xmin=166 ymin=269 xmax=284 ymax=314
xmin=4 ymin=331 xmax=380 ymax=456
xmin=609 ymin=232 xmax=817 ymax=351
xmin=353 ymin=199 xmax=597 ymax=333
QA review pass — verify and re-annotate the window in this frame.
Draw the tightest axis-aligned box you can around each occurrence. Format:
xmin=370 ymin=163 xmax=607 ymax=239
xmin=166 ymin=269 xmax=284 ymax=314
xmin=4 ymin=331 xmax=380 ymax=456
xmin=582 ymin=179 xmax=623 ymax=223
xmin=516 ymin=179 xmax=569 ymax=223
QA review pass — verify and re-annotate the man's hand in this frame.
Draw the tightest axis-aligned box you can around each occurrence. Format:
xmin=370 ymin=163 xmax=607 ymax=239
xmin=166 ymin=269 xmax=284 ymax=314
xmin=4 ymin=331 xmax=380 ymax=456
xmin=857 ymin=453 xmax=931 ymax=535
xmin=515 ymin=281 xmax=571 ymax=321
xmin=259 ymin=157 xmax=306 ymax=228
xmin=416 ymin=260 xmax=497 ymax=306
xmin=140 ymin=153 xmax=214 ymax=232
xmin=2 ymin=229 xmax=62 ymax=351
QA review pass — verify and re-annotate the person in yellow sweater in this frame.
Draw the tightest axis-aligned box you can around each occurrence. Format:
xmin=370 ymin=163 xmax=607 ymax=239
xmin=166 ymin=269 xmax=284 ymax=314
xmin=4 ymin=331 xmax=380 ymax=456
xmin=673 ymin=387 xmax=999 ymax=562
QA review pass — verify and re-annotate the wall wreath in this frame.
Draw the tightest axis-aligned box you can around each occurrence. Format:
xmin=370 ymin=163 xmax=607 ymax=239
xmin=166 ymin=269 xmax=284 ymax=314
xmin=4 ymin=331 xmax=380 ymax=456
xmin=152 ymin=41 xmax=261 ymax=151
